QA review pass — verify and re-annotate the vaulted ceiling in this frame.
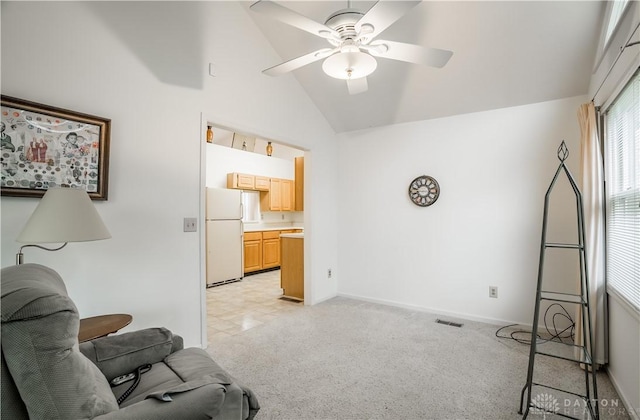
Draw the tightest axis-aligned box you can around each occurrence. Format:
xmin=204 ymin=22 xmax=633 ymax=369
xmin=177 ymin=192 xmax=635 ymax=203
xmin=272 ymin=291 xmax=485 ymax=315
xmin=246 ymin=1 xmax=604 ymax=133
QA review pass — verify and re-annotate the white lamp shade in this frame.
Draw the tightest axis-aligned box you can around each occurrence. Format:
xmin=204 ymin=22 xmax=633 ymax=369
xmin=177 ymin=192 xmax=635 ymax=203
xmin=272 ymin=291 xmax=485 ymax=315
xmin=16 ymin=188 xmax=111 ymax=244
xmin=322 ymin=51 xmax=377 ymax=80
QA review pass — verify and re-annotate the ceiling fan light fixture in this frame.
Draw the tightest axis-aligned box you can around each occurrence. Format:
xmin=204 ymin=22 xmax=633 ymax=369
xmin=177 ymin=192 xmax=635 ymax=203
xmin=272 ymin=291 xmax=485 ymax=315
xmin=322 ymin=51 xmax=377 ymax=80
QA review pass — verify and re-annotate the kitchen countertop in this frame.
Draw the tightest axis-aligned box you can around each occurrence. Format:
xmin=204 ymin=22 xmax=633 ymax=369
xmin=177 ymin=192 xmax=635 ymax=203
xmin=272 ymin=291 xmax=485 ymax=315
xmin=280 ymin=233 xmax=304 ymax=239
xmin=244 ymin=224 xmax=304 ymax=232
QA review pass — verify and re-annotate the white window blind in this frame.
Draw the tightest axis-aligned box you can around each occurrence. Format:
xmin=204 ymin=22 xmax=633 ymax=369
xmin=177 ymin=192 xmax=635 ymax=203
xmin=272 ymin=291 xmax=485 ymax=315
xmin=605 ymin=71 xmax=640 ymax=311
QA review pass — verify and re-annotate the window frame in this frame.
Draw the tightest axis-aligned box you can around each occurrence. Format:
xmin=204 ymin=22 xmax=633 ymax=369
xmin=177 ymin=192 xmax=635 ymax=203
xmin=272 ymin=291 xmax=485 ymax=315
xmin=602 ymin=69 xmax=640 ymax=315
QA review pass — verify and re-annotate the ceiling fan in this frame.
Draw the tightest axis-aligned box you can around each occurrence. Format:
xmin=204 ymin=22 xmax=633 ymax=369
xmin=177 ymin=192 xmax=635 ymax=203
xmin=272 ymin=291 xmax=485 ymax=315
xmin=250 ymin=0 xmax=453 ymax=95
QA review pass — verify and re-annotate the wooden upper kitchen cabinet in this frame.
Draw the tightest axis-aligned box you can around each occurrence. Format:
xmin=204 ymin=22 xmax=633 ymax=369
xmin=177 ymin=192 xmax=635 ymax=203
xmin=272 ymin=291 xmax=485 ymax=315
xmin=294 ymin=156 xmax=304 ymax=211
xmin=243 ymin=231 xmax=262 ymax=273
xmin=227 ymin=173 xmax=255 ymax=190
xmin=281 ymin=179 xmax=293 ymax=211
xmin=255 ymin=176 xmax=270 ymax=191
xmin=267 ymin=178 xmax=282 ymax=210
xmin=261 ymin=178 xmax=294 ymax=212
xmin=227 ymin=173 xmax=271 ymax=192
xmin=261 ymin=231 xmax=281 ymax=269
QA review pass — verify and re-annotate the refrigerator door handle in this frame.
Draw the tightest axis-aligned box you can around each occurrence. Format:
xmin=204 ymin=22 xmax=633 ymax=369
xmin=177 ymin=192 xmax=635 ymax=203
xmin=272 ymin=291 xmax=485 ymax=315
xmin=240 ymin=202 xmax=243 ymax=219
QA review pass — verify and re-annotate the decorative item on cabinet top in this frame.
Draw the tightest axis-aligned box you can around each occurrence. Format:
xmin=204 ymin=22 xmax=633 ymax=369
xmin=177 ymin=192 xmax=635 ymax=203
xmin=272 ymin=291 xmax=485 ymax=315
xmin=408 ymin=175 xmax=440 ymax=207
xmin=206 ymin=126 xmax=213 ymax=143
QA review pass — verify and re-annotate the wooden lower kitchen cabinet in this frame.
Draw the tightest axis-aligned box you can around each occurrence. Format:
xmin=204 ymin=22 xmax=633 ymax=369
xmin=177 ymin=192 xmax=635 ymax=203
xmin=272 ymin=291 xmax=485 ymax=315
xmin=244 ymin=229 xmax=303 ymax=275
xmin=243 ymin=232 xmax=262 ymax=273
xmin=262 ymin=231 xmax=281 ymax=269
xmin=280 ymin=235 xmax=304 ymax=301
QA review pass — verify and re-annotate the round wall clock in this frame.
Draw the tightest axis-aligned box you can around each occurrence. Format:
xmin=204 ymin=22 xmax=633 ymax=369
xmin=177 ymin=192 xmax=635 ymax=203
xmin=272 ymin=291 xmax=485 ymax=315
xmin=408 ymin=175 xmax=440 ymax=207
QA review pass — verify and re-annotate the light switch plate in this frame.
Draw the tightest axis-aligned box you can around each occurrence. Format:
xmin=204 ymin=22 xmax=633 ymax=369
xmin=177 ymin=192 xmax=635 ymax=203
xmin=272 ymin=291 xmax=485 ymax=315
xmin=183 ymin=217 xmax=197 ymax=232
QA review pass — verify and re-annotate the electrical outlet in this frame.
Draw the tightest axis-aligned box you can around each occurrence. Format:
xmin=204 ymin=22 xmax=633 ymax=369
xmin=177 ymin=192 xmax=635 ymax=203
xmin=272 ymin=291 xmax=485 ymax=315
xmin=489 ymin=286 xmax=498 ymax=298
xmin=328 ymin=269 xmax=332 ymax=278
xmin=183 ymin=217 xmax=197 ymax=232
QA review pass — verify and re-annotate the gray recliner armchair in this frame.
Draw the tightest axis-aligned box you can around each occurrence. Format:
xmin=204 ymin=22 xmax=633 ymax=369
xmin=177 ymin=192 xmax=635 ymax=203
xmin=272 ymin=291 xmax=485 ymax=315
xmin=1 ymin=263 xmax=259 ymax=419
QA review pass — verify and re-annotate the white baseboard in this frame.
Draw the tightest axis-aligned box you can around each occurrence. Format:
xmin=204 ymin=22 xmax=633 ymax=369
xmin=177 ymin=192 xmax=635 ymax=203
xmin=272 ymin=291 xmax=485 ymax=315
xmin=606 ymin=367 xmax=640 ymax=420
xmin=336 ymin=292 xmax=523 ymax=327
xmin=308 ymin=292 xmax=336 ymax=306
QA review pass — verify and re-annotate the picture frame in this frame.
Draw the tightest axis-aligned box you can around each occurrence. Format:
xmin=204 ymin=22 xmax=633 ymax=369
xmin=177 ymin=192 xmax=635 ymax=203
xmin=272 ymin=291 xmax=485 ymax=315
xmin=1 ymin=95 xmax=111 ymax=200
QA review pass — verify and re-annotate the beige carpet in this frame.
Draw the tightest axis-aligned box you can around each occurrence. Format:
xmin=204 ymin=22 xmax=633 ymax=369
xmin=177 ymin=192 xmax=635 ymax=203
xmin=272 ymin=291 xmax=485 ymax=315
xmin=207 ymin=297 xmax=629 ymax=420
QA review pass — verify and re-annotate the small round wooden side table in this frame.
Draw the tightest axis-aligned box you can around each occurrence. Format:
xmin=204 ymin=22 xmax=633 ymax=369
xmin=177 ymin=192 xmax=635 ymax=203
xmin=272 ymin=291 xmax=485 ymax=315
xmin=78 ymin=314 xmax=133 ymax=343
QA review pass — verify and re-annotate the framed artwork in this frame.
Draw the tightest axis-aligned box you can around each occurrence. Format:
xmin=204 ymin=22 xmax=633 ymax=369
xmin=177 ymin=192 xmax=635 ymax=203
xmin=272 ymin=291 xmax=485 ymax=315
xmin=1 ymin=96 xmax=110 ymax=200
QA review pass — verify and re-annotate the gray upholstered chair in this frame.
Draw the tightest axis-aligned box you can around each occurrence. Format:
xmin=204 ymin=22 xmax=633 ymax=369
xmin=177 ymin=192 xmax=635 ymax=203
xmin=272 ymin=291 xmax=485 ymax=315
xmin=1 ymin=263 xmax=259 ymax=419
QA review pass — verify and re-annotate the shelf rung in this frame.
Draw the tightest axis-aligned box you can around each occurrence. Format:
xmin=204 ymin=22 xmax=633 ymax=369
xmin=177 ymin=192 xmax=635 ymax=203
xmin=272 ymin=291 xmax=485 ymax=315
xmin=534 ymin=340 xmax=593 ymax=364
xmin=540 ymin=291 xmax=586 ymax=305
xmin=540 ymin=291 xmax=582 ymax=297
xmin=545 ymin=243 xmax=583 ymax=249
xmin=531 ymin=382 xmax=590 ymax=400
xmin=541 ymin=297 xmax=586 ymax=305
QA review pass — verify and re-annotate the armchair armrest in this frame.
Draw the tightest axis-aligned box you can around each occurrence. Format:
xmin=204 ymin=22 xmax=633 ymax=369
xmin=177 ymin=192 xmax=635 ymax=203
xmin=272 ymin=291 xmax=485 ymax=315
xmin=94 ymin=382 xmax=228 ymax=420
xmin=79 ymin=327 xmax=183 ymax=382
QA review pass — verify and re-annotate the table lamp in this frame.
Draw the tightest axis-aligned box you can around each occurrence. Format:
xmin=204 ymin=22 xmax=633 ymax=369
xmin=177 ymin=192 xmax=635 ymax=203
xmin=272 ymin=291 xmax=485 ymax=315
xmin=16 ymin=188 xmax=111 ymax=265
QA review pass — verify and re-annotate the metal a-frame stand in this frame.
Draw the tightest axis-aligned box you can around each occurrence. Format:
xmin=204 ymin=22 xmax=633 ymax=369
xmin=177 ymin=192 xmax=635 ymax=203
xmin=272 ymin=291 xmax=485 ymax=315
xmin=519 ymin=141 xmax=599 ymax=420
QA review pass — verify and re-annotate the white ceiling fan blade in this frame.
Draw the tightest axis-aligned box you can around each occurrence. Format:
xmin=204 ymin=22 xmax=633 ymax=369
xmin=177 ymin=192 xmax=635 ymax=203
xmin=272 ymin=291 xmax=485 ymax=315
xmin=347 ymin=77 xmax=368 ymax=95
xmin=366 ymin=40 xmax=453 ymax=68
xmin=355 ymin=1 xmax=421 ymax=43
xmin=263 ymin=48 xmax=337 ymax=76
xmin=250 ymin=1 xmax=339 ymax=40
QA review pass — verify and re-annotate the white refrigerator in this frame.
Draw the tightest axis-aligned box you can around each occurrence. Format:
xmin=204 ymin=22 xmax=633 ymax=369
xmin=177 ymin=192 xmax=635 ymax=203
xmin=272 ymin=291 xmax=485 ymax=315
xmin=206 ymin=188 xmax=244 ymax=287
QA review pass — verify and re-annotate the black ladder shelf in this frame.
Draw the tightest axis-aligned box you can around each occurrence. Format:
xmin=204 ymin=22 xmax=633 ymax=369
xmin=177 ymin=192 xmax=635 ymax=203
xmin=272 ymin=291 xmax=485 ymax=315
xmin=519 ymin=142 xmax=599 ymax=420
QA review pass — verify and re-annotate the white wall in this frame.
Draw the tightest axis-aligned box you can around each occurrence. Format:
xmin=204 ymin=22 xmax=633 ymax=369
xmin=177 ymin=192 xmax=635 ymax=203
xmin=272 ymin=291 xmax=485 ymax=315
xmin=607 ymin=294 xmax=640 ymax=419
xmin=209 ymin=125 xmax=304 ymax=161
xmin=0 ymin=1 xmax=339 ymax=347
xmin=337 ymin=95 xmax=587 ymax=325
xmin=205 ymin=143 xmax=295 ymax=188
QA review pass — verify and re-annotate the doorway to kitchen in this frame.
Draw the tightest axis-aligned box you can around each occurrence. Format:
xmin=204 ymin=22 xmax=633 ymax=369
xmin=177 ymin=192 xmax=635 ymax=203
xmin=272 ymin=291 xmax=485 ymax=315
xmin=205 ymin=269 xmax=301 ymax=347
xmin=200 ymin=119 xmax=307 ymax=347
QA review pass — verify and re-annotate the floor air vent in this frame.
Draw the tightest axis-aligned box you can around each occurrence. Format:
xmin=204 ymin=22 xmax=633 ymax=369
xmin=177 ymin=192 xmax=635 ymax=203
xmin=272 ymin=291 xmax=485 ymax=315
xmin=436 ymin=319 xmax=463 ymax=328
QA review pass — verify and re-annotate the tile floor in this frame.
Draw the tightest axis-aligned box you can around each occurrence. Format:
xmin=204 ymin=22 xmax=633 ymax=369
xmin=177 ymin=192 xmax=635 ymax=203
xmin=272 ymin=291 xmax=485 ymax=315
xmin=206 ymin=269 xmax=302 ymax=347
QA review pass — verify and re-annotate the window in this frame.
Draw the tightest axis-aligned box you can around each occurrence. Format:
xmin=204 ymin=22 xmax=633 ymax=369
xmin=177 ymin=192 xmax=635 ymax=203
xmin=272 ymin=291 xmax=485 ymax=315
xmin=604 ymin=71 xmax=640 ymax=311
xmin=604 ymin=0 xmax=630 ymax=46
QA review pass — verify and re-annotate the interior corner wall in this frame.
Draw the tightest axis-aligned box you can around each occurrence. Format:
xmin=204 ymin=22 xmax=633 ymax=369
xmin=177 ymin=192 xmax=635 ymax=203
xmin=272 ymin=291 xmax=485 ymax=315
xmin=336 ymin=95 xmax=588 ymax=325
xmin=0 ymin=1 xmax=339 ymax=347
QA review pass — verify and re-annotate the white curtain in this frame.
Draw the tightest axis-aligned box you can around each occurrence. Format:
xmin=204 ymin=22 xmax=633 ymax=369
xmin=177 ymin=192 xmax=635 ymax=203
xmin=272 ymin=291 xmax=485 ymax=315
xmin=576 ymin=102 xmax=607 ymax=366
